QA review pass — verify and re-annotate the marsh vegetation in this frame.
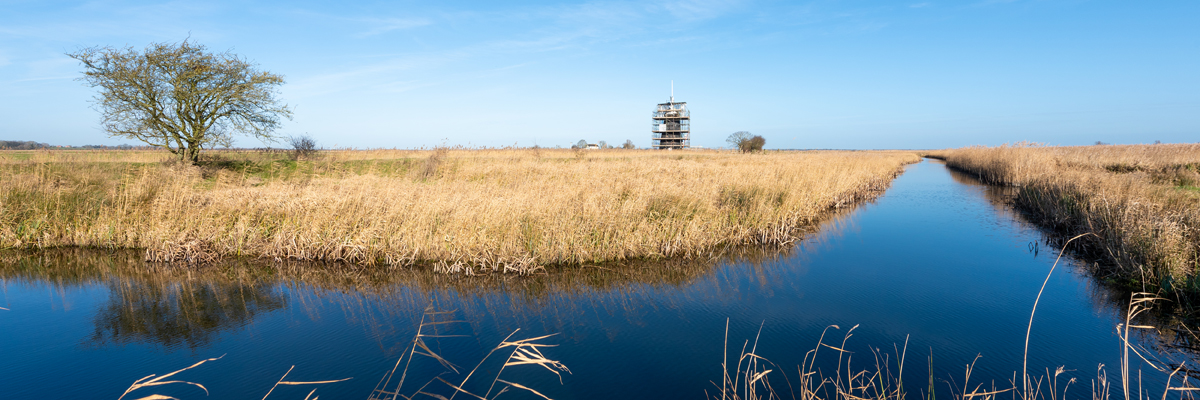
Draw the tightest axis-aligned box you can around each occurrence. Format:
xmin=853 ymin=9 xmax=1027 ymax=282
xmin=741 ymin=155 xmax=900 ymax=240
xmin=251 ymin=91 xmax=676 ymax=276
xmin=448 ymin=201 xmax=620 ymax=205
xmin=0 ymin=148 xmax=918 ymax=272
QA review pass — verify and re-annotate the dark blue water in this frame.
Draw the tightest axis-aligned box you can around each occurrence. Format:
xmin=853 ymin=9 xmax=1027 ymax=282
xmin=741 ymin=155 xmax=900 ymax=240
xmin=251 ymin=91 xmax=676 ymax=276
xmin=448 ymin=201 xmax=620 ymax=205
xmin=0 ymin=160 xmax=1178 ymax=399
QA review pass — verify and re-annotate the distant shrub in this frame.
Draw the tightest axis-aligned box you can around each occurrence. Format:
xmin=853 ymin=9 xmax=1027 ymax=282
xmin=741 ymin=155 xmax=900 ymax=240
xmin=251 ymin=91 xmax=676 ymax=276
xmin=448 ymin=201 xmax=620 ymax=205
xmin=746 ymin=136 xmax=766 ymax=152
xmin=288 ymin=135 xmax=318 ymax=160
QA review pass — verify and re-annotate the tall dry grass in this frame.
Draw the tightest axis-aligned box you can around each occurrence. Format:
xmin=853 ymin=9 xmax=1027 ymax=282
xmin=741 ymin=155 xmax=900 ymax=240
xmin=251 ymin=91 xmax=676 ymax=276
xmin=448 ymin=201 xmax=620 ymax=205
xmin=0 ymin=149 xmax=919 ymax=272
xmin=925 ymin=143 xmax=1200 ymax=306
xmin=0 ymin=148 xmax=174 ymax=164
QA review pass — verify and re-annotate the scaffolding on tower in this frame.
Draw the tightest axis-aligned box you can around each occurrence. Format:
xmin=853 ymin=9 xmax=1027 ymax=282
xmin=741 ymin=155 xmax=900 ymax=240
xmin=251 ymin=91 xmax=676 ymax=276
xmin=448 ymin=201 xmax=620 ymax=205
xmin=651 ymin=84 xmax=690 ymax=149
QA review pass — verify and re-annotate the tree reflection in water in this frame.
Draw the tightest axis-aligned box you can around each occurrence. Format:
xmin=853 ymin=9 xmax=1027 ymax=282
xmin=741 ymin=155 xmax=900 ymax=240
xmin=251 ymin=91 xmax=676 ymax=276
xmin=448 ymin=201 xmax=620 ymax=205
xmin=0 ymin=249 xmax=287 ymax=350
xmin=89 ymin=277 xmax=285 ymax=349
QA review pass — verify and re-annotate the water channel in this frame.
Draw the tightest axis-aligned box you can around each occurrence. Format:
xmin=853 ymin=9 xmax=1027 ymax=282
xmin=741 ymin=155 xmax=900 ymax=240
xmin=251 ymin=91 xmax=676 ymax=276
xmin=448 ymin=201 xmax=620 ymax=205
xmin=0 ymin=159 xmax=1183 ymax=399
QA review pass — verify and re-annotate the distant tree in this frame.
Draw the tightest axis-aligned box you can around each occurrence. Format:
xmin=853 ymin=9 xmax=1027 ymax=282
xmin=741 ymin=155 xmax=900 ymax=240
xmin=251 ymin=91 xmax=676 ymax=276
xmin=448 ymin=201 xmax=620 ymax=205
xmin=576 ymin=139 xmax=588 ymax=149
xmin=747 ymin=135 xmax=766 ymax=152
xmin=727 ymin=131 xmax=765 ymax=153
xmin=0 ymin=141 xmax=50 ymax=150
xmin=622 ymin=139 xmax=636 ymax=149
xmin=67 ymin=39 xmax=292 ymax=164
xmin=598 ymin=140 xmax=608 ymax=149
xmin=726 ymin=131 xmax=753 ymax=151
xmin=288 ymin=134 xmax=317 ymax=160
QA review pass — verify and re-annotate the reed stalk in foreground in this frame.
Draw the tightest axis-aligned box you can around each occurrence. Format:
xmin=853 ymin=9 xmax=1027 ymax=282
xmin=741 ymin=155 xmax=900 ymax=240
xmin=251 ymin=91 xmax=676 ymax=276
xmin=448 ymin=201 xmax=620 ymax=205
xmin=114 ymin=306 xmax=565 ymax=400
xmin=371 ymin=306 xmax=570 ymax=400
xmin=116 ymin=355 xmax=350 ymax=400
xmin=713 ymin=237 xmax=1199 ymax=400
xmin=712 ymin=309 xmax=1192 ymax=400
xmin=0 ymin=149 xmax=919 ymax=272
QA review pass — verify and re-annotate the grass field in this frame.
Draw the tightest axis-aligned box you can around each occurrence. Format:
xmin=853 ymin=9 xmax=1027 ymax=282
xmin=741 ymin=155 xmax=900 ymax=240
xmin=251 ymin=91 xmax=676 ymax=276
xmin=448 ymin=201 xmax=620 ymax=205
xmin=0 ymin=148 xmax=919 ymax=272
xmin=926 ymin=143 xmax=1200 ymax=306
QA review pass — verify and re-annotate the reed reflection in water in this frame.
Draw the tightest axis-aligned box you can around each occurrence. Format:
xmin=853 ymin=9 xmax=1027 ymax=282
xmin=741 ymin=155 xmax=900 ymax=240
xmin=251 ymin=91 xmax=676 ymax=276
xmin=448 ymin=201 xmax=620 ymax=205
xmin=942 ymin=159 xmax=1196 ymax=347
xmin=0 ymin=234 xmax=859 ymax=399
xmin=0 ymin=208 xmax=851 ymax=353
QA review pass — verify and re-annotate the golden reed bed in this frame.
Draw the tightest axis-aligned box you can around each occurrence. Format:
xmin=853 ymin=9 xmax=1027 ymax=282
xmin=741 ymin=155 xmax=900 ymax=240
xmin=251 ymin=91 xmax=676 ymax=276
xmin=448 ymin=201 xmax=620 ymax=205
xmin=0 ymin=148 xmax=918 ymax=273
xmin=927 ymin=143 xmax=1200 ymax=303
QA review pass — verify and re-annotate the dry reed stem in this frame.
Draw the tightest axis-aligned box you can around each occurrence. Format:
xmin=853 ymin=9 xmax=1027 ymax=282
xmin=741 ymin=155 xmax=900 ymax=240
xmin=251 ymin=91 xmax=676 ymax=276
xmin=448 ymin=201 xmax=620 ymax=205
xmin=373 ymin=307 xmax=569 ymax=400
xmin=719 ymin=323 xmax=908 ymax=400
xmin=1024 ymin=233 xmax=1095 ymax=396
xmin=117 ymin=355 xmax=224 ymax=400
xmin=114 ymin=353 xmax=349 ymax=400
xmin=260 ymin=365 xmax=352 ymax=400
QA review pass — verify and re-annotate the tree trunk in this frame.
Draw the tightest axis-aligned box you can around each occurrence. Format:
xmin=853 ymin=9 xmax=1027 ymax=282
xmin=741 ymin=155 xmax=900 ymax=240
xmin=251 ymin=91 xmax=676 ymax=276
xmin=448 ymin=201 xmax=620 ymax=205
xmin=183 ymin=145 xmax=201 ymax=165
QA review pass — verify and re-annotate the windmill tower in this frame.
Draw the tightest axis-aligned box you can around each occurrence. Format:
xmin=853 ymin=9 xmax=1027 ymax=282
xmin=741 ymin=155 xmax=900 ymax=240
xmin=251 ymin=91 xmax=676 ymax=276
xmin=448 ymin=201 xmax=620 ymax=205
xmin=651 ymin=82 xmax=690 ymax=149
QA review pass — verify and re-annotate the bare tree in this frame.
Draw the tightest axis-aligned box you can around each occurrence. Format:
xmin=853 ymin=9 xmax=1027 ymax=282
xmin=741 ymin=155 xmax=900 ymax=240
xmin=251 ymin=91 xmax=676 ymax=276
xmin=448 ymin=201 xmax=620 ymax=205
xmin=68 ymin=39 xmax=292 ymax=164
xmin=726 ymin=131 xmax=752 ymax=151
xmin=622 ymin=139 xmax=636 ymax=149
xmin=288 ymin=134 xmax=317 ymax=160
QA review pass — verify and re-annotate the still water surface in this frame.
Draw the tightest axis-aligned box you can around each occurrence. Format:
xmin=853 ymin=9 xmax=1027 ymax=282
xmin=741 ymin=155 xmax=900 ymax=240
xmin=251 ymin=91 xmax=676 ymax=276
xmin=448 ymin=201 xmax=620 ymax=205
xmin=0 ymin=160 xmax=1173 ymax=399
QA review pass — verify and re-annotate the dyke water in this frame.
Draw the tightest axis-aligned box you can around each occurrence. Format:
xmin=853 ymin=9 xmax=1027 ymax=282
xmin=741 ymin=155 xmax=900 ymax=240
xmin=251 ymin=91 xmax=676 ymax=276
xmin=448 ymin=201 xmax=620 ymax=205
xmin=0 ymin=159 xmax=1181 ymax=399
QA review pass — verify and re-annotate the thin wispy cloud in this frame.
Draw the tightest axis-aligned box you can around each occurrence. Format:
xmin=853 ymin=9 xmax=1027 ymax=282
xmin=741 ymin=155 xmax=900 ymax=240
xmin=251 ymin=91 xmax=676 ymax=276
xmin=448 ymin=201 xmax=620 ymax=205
xmin=284 ymin=1 xmax=719 ymax=100
xmin=10 ymin=75 xmax=76 ymax=83
xmin=357 ymin=17 xmax=433 ymax=37
xmin=106 ymin=0 xmax=222 ymax=21
xmin=657 ymin=0 xmax=748 ymax=21
xmin=286 ymin=51 xmax=469 ymax=99
xmin=630 ymin=35 xmax=704 ymax=48
xmin=0 ymin=1 xmax=219 ymax=43
xmin=21 ymin=55 xmax=84 ymax=80
xmin=287 ymin=9 xmax=434 ymax=38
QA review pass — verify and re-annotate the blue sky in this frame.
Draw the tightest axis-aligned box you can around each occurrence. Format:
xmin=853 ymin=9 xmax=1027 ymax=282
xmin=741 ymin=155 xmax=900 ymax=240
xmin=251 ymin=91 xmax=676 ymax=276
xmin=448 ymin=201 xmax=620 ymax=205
xmin=1 ymin=0 xmax=1197 ymax=149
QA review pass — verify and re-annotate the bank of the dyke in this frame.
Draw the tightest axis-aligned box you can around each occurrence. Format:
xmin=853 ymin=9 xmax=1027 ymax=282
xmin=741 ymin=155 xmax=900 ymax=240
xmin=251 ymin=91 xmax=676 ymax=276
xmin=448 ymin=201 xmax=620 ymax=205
xmin=927 ymin=144 xmax=1200 ymax=310
xmin=0 ymin=149 xmax=919 ymax=273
